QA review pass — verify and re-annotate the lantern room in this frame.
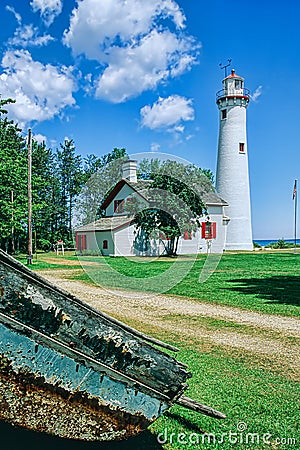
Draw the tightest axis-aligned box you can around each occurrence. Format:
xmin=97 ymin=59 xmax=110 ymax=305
xmin=223 ymin=69 xmax=244 ymax=95
xmin=216 ymin=69 xmax=250 ymax=102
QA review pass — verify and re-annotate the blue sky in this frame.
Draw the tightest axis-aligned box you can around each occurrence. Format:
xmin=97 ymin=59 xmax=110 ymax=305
xmin=0 ymin=0 xmax=299 ymax=240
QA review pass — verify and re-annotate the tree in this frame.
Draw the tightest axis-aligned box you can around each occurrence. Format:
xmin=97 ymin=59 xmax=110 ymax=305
xmin=55 ymin=139 xmax=83 ymax=243
xmin=0 ymin=93 xmax=129 ymax=252
xmin=0 ymin=97 xmax=27 ymax=252
xmin=75 ymin=149 xmax=128 ymax=227
xmin=130 ymin=160 xmax=213 ymax=256
xmin=31 ymin=140 xmax=60 ymax=250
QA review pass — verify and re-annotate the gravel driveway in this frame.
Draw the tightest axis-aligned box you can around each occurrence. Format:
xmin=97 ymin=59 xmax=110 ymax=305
xmin=39 ymin=269 xmax=300 ymax=378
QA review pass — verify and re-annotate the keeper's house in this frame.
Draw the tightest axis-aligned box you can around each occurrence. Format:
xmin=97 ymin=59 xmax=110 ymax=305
xmin=75 ymin=161 xmax=229 ymax=256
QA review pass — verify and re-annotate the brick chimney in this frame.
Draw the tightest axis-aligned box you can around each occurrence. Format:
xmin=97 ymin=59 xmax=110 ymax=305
xmin=122 ymin=160 xmax=137 ymax=183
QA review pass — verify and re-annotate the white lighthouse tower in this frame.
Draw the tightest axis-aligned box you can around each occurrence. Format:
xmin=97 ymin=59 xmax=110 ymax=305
xmin=216 ymin=68 xmax=253 ymax=251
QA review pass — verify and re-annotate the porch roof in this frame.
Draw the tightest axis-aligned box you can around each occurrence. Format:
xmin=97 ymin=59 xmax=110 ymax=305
xmin=76 ymin=215 xmax=135 ymax=232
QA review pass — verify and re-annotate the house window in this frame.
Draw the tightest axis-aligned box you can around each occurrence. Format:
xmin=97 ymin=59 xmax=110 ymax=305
xmin=201 ymin=222 xmax=216 ymax=239
xmin=114 ymin=199 xmax=124 ymax=213
xmin=239 ymin=142 xmax=245 ymax=153
xmin=103 ymin=240 xmax=108 ymax=249
xmin=221 ymin=109 xmax=227 ymax=120
xmin=183 ymin=231 xmax=192 ymax=240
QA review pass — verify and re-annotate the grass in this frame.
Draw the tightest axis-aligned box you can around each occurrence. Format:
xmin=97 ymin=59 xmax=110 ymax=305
xmin=27 ymin=251 xmax=300 ymax=317
xmin=112 ymin=316 xmax=299 ymax=450
xmin=150 ymin=345 xmax=299 ymax=449
xmin=13 ymin=251 xmax=300 ymax=449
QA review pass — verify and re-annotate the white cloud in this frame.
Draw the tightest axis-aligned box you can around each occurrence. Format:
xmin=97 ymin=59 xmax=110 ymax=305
xmin=150 ymin=142 xmax=160 ymax=152
xmin=63 ymin=0 xmax=199 ymax=102
xmin=95 ymin=29 xmax=195 ymax=102
xmin=64 ymin=0 xmax=186 ymax=60
xmin=5 ymin=6 xmax=22 ymax=25
xmin=0 ymin=50 xmax=76 ymax=126
xmin=252 ymin=85 xmax=263 ymax=102
xmin=33 ymin=133 xmax=47 ymax=144
xmin=30 ymin=0 xmax=62 ymax=26
xmin=140 ymin=95 xmax=194 ymax=131
xmin=8 ymin=24 xmax=54 ymax=47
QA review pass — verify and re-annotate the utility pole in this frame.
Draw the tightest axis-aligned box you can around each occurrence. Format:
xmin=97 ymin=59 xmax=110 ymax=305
xmin=11 ymin=190 xmax=15 ymax=253
xmin=27 ymin=128 xmax=33 ymax=265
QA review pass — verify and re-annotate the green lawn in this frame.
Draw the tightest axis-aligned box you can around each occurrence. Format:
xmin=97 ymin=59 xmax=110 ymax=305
xmin=29 ymin=251 xmax=300 ymax=317
xmin=149 ymin=343 xmax=299 ymax=450
xmin=16 ymin=251 xmax=299 ymax=449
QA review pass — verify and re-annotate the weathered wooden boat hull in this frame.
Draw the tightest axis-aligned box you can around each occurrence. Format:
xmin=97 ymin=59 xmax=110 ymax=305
xmin=0 ymin=313 xmax=169 ymax=441
xmin=0 ymin=250 xmax=225 ymax=440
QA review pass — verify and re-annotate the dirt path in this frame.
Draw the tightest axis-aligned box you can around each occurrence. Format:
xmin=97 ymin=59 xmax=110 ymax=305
xmin=39 ymin=269 xmax=300 ymax=376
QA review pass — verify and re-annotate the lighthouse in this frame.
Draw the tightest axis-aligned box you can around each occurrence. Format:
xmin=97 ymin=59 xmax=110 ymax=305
xmin=216 ymin=68 xmax=253 ymax=251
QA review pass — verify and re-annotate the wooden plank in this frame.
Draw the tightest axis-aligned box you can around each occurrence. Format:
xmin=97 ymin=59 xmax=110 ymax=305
xmin=176 ymin=396 xmax=226 ymax=419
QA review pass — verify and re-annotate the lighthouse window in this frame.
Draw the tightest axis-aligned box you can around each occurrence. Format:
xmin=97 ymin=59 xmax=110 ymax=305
xmin=221 ymin=109 xmax=227 ymax=119
xmin=239 ymin=142 xmax=245 ymax=153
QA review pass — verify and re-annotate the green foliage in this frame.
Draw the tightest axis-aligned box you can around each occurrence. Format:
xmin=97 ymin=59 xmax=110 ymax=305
xmin=267 ymin=238 xmax=291 ymax=249
xmin=138 ymin=157 xmax=161 ymax=180
xmin=75 ymin=151 xmax=128 ymax=226
xmin=0 ymin=98 xmax=27 ymax=251
xmin=253 ymin=241 xmax=262 ymax=248
xmin=0 ymin=96 xmax=128 ymax=253
xmin=132 ymin=160 xmax=213 ymax=256
xmin=55 ymin=139 xmax=84 ymax=240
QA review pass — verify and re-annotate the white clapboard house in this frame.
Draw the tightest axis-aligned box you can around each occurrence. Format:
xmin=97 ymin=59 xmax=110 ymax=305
xmin=75 ymin=161 xmax=229 ymax=256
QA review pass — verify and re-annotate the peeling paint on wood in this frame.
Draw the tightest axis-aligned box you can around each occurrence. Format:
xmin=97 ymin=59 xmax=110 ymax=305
xmin=0 ymin=250 xmax=225 ymax=441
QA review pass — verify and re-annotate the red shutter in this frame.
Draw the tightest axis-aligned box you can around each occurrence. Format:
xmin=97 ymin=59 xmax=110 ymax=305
xmin=211 ymin=222 xmax=216 ymax=239
xmin=202 ymin=222 xmax=216 ymax=239
xmin=75 ymin=234 xmax=79 ymax=250
xmin=201 ymin=223 xmax=206 ymax=239
xmin=81 ymin=235 xmax=87 ymax=251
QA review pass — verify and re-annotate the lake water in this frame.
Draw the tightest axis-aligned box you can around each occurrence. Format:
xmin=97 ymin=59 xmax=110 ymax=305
xmin=254 ymin=239 xmax=300 ymax=247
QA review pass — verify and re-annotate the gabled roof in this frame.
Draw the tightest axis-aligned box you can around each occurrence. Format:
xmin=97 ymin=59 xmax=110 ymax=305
xmin=76 ymin=177 xmax=227 ymax=233
xmin=76 ymin=215 xmax=135 ymax=232
xmin=101 ymin=179 xmax=150 ymax=210
xmin=101 ymin=176 xmax=227 ymax=209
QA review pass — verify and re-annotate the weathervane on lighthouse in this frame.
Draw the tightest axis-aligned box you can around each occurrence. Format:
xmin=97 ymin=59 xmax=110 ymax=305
xmin=219 ymin=59 xmax=232 ymax=78
xmin=215 ymin=65 xmax=253 ymax=251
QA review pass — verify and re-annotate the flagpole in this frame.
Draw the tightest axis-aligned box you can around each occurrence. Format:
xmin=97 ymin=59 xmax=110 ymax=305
xmin=294 ymin=179 xmax=298 ymax=254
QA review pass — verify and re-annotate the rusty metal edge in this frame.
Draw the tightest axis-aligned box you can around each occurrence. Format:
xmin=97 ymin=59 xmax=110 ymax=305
xmin=0 ymin=311 xmax=174 ymax=403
